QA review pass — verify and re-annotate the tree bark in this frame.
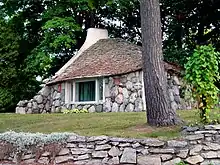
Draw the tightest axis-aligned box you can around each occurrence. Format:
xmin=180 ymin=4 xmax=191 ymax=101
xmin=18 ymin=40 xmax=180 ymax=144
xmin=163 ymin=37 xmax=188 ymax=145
xmin=140 ymin=0 xmax=179 ymax=126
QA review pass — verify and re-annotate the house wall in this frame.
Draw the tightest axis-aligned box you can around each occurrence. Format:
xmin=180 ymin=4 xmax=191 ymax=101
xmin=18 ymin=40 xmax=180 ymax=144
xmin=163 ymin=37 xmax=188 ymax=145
xmin=103 ymin=71 xmax=144 ymax=112
xmin=16 ymin=70 xmax=190 ymax=114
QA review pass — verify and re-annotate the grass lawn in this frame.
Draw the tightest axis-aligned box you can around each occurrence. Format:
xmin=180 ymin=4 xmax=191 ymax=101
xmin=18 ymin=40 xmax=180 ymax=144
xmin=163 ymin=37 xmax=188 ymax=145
xmin=0 ymin=109 xmax=219 ymax=139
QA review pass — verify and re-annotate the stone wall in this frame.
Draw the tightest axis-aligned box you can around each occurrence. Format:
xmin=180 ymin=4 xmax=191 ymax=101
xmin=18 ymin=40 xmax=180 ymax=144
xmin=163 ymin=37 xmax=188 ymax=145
xmin=103 ymin=71 xmax=144 ymax=112
xmin=16 ymin=86 xmax=51 ymax=114
xmin=16 ymin=83 xmax=64 ymax=114
xmin=1 ymin=125 xmax=220 ymax=165
xmin=16 ymin=70 xmax=187 ymax=114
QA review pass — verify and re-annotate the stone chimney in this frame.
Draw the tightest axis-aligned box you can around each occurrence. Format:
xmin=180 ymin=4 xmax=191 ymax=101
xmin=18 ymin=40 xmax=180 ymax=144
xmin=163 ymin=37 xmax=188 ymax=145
xmin=55 ymin=28 xmax=108 ymax=76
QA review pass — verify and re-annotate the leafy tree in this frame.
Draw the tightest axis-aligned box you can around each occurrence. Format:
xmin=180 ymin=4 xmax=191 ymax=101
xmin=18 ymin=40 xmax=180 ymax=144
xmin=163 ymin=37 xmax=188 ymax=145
xmin=0 ymin=18 xmax=41 ymax=112
xmin=0 ymin=19 xmax=20 ymax=111
xmin=1 ymin=0 xmax=220 ymax=113
xmin=185 ymin=45 xmax=219 ymax=123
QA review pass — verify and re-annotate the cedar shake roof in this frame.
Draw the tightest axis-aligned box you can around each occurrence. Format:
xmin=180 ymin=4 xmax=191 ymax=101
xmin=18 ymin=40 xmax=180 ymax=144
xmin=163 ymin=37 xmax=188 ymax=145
xmin=48 ymin=38 xmax=182 ymax=85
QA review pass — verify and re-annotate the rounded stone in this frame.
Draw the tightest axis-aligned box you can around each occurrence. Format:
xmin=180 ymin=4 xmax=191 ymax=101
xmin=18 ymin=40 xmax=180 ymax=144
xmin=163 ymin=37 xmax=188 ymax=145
xmin=118 ymin=87 xmax=123 ymax=94
xmin=126 ymin=81 xmax=133 ymax=90
xmin=103 ymin=98 xmax=112 ymax=112
xmin=34 ymin=95 xmax=44 ymax=104
xmin=54 ymin=100 xmax=61 ymax=107
xmin=112 ymin=103 xmax=119 ymax=112
xmin=125 ymin=103 xmax=134 ymax=112
xmin=38 ymin=104 xmax=44 ymax=109
xmin=134 ymin=98 xmax=143 ymax=112
xmin=111 ymin=86 xmax=119 ymax=97
xmin=122 ymin=88 xmax=129 ymax=99
xmin=38 ymin=86 xmax=50 ymax=97
xmin=88 ymin=106 xmax=96 ymax=113
xmin=119 ymin=104 xmax=126 ymax=112
xmin=115 ymin=94 xmax=124 ymax=104
xmin=129 ymin=93 xmax=137 ymax=103
xmin=15 ymin=107 xmax=26 ymax=114
xmin=33 ymin=102 xmax=38 ymax=109
xmin=27 ymin=102 xmax=32 ymax=108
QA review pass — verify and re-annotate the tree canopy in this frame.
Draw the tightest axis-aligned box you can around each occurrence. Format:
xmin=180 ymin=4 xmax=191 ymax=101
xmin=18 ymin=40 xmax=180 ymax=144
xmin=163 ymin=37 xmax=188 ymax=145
xmin=0 ymin=0 xmax=219 ymax=112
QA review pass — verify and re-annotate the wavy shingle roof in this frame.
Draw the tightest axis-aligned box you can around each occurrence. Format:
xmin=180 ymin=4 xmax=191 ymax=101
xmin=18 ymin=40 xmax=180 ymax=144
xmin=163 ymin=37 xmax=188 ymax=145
xmin=48 ymin=38 xmax=181 ymax=85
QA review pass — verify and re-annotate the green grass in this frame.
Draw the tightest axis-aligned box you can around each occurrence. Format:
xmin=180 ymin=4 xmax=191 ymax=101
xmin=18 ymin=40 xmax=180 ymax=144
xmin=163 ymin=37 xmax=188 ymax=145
xmin=0 ymin=109 xmax=219 ymax=139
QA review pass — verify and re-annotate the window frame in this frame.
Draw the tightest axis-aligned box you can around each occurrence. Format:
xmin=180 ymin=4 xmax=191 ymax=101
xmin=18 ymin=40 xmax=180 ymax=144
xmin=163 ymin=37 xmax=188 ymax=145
xmin=65 ymin=77 xmax=105 ymax=105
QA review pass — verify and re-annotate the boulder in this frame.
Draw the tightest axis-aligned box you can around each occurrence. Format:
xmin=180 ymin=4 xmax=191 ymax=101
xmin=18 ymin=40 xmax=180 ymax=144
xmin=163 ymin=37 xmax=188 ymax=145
xmin=185 ymin=155 xmax=204 ymax=165
xmin=15 ymin=107 xmax=26 ymax=114
xmin=129 ymin=92 xmax=137 ymax=103
xmin=95 ymin=144 xmax=111 ymax=151
xmin=39 ymin=86 xmax=50 ymax=97
xmin=134 ymin=98 xmax=143 ymax=112
xmin=190 ymin=145 xmax=203 ymax=155
xmin=122 ymin=88 xmax=129 ymax=98
xmin=112 ymin=102 xmax=119 ymax=112
xmin=115 ymin=94 xmax=124 ymax=104
xmin=120 ymin=148 xmax=136 ymax=164
xmin=34 ymin=95 xmax=43 ymax=104
xmin=137 ymin=156 xmax=161 ymax=165
xmin=92 ymin=151 xmax=108 ymax=158
xmin=126 ymin=81 xmax=133 ymax=90
xmin=125 ymin=103 xmax=134 ymax=112
xmin=108 ymin=146 xmax=121 ymax=157
xmin=103 ymin=98 xmax=112 ymax=112
xmin=88 ymin=106 xmax=96 ymax=113
xmin=167 ymin=140 xmax=187 ymax=148
xmin=163 ymin=158 xmax=181 ymax=165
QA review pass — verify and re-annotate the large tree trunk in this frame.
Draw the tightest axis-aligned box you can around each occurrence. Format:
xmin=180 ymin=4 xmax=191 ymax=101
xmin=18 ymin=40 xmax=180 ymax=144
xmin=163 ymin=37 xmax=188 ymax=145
xmin=140 ymin=0 xmax=179 ymax=126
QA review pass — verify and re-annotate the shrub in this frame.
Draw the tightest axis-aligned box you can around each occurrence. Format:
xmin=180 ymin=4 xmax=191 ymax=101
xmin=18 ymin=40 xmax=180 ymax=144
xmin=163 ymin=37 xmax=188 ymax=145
xmin=0 ymin=131 xmax=73 ymax=163
xmin=185 ymin=44 xmax=220 ymax=123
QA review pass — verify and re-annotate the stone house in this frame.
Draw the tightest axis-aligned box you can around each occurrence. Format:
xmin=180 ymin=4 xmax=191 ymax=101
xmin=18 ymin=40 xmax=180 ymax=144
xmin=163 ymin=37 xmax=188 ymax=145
xmin=16 ymin=28 xmax=187 ymax=114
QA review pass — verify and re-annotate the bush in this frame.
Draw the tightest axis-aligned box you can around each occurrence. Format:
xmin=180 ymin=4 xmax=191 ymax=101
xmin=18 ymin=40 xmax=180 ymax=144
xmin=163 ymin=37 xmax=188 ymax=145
xmin=0 ymin=131 xmax=73 ymax=163
xmin=184 ymin=44 xmax=220 ymax=123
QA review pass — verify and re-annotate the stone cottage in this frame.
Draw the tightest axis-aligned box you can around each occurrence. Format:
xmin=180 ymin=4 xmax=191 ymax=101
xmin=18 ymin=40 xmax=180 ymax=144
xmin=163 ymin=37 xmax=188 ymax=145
xmin=16 ymin=28 xmax=187 ymax=114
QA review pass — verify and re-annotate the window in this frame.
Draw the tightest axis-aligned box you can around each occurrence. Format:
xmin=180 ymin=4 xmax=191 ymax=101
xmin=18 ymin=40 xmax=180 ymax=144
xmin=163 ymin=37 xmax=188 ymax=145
xmin=67 ymin=78 xmax=105 ymax=104
xmin=75 ymin=81 xmax=96 ymax=102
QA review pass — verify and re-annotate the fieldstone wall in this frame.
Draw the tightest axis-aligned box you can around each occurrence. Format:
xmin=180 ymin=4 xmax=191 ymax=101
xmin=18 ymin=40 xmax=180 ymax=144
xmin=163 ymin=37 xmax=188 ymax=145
xmin=103 ymin=71 xmax=144 ymax=112
xmin=1 ymin=125 xmax=220 ymax=165
xmin=64 ymin=104 xmax=104 ymax=113
xmin=16 ymin=83 xmax=64 ymax=114
xmin=16 ymin=86 xmax=51 ymax=114
xmin=102 ymin=71 xmax=188 ymax=113
xmin=16 ymin=70 xmax=188 ymax=114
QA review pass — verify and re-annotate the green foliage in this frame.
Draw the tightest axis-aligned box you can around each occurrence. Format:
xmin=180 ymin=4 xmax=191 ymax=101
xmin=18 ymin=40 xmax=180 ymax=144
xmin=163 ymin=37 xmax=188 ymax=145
xmin=42 ymin=17 xmax=80 ymax=51
xmin=62 ymin=109 xmax=89 ymax=114
xmin=0 ymin=17 xmax=42 ymax=112
xmin=185 ymin=45 xmax=220 ymax=123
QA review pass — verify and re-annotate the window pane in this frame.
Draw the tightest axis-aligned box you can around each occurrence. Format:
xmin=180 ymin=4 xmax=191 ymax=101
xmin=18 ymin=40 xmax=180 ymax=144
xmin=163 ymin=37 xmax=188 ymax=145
xmin=75 ymin=82 xmax=79 ymax=102
xmin=76 ymin=81 xmax=96 ymax=102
